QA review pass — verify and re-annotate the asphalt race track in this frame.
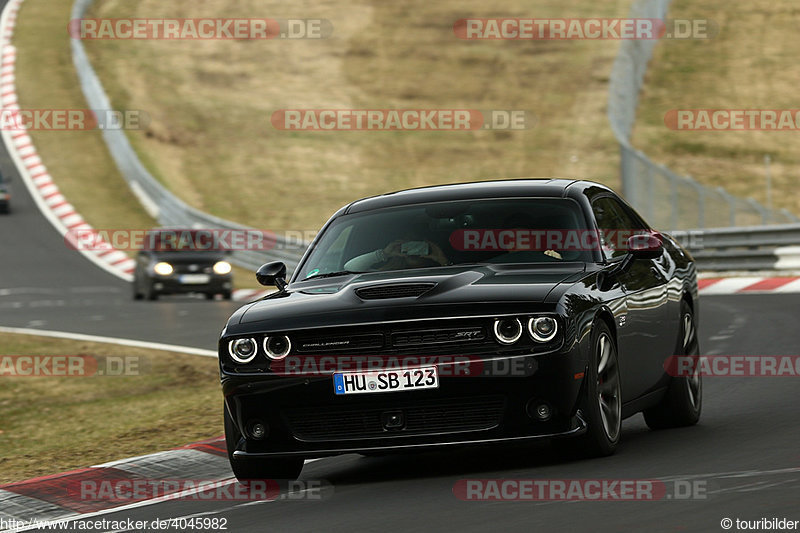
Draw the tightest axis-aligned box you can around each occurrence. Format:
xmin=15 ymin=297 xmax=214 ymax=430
xmin=0 ymin=144 xmax=239 ymax=349
xmin=50 ymin=293 xmax=797 ymax=533
xmin=2 ymin=130 xmax=800 ymax=532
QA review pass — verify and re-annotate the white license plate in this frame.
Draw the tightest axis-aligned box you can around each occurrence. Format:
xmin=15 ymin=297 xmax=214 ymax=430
xmin=179 ymin=274 xmax=210 ymax=284
xmin=334 ymin=367 xmax=439 ymax=395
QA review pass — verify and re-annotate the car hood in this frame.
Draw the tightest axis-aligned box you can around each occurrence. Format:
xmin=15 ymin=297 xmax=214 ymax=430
xmin=231 ymin=263 xmax=588 ymax=332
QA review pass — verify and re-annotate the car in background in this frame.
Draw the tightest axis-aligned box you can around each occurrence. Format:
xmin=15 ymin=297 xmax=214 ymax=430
xmin=133 ymin=228 xmax=234 ymax=300
xmin=0 ymin=173 xmax=11 ymax=214
xmin=219 ymin=179 xmax=701 ymax=481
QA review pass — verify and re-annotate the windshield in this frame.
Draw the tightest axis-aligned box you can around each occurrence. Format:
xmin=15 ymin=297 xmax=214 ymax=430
xmin=297 ymin=198 xmax=594 ymax=280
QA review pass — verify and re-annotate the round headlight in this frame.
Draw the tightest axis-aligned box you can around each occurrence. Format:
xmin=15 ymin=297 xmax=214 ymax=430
xmin=528 ymin=317 xmax=558 ymax=342
xmin=263 ymin=335 xmax=291 ymax=360
xmin=213 ymin=261 xmax=232 ymax=275
xmin=228 ymin=338 xmax=257 ymax=364
xmin=153 ymin=262 xmax=173 ymax=276
xmin=493 ymin=318 xmax=522 ymax=345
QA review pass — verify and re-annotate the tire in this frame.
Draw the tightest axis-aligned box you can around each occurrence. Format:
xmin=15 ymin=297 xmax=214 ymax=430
xmin=206 ymin=293 xmax=216 ymax=301
xmin=132 ymin=277 xmax=143 ymax=300
xmin=643 ymin=300 xmax=702 ymax=429
xmin=144 ymin=282 xmax=158 ymax=301
xmin=224 ymin=406 xmax=304 ymax=481
xmin=222 ymin=291 xmax=233 ymax=301
xmin=562 ymin=320 xmax=621 ymax=458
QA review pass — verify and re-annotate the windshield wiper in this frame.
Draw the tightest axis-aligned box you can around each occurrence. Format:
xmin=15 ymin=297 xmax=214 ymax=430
xmin=301 ymin=270 xmax=366 ymax=281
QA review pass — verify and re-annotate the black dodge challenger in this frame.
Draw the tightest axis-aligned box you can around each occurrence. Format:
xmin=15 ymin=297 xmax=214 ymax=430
xmin=219 ymin=179 xmax=701 ymax=480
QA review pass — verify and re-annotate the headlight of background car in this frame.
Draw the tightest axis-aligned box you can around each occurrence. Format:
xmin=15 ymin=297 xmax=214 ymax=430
xmin=228 ymin=338 xmax=258 ymax=364
xmin=153 ymin=262 xmax=173 ymax=276
xmin=528 ymin=317 xmax=558 ymax=342
xmin=263 ymin=335 xmax=291 ymax=360
xmin=213 ymin=261 xmax=232 ymax=275
xmin=493 ymin=318 xmax=523 ymax=345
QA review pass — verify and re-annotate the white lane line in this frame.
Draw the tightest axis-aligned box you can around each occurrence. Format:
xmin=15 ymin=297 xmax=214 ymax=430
xmin=0 ymin=326 xmax=216 ymax=357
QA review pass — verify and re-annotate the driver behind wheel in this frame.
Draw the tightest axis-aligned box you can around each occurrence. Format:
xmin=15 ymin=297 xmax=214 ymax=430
xmin=344 ymin=229 xmax=449 ymax=271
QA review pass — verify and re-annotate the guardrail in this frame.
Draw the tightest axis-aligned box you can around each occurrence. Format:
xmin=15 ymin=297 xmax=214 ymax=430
xmin=70 ymin=0 xmax=308 ymax=274
xmin=672 ymin=224 xmax=800 ymax=271
xmin=607 ymin=0 xmax=797 ymax=229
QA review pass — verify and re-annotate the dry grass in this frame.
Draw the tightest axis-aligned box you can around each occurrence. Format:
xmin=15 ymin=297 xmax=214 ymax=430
xmin=0 ymin=333 xmax=222 ymax=484
xmin=633 ymin=0 xmax=800 ymax=216
xmin=78 ymin=0 xmax=629 ymax=233
xmin=13 ymin=0 xmax=157 ymax=231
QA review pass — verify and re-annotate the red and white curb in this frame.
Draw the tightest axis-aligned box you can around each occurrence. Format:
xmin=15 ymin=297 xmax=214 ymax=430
xmin=0 ymin=0 xmax=267 ymax=303
xmin=698 ymin=276 xmax=800 ymax=295
xmin=0 ymin=437 xmax=231 ymax=530
xmin=0 ymin=0 xmax=136 ymax=281
xmin=2 ymin=1 xmax=796 ymax=304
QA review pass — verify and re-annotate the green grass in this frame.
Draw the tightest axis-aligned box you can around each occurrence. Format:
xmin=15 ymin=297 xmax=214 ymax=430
xmin=0 ymin=333 xmax=222 ymax=484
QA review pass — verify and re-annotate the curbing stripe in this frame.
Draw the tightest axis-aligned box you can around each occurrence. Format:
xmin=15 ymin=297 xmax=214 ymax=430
xmin=0 ymin=0 xmax=272 ymax=305
xmin=697 ymin=276 xmax=800 ymax=295
xmin=0 ymin=0 xmax=136 ymax=283
xmin=739 ymin=277 xmax=798 ymax=292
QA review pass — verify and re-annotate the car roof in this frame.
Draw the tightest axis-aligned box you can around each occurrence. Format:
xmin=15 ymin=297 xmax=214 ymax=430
xmin=344 ymin=178 xmax=611 ymax=214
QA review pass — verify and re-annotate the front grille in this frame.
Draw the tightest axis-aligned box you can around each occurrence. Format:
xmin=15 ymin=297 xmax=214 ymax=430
xmin=295 ymin=333 xmax=384 ymax=353
xmin=355 ymin=283 xmax=436 ymax=300
xmin=392 ymin=327 xmax=486 ymax=347
xmin=284 ymin=396 xmax=505 ymax=441
xmin=171 ymin=262 xmax=214 ymax=274
xmin=279 ymin=318 xmax=540 ymax=358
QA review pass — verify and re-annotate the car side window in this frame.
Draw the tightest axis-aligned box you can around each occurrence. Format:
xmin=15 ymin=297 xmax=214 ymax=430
xmin=592 ymin=197 xmax=642 ymax=259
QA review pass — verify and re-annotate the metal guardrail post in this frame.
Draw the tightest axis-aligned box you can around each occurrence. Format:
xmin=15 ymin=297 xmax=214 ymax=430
xmin=748 ymin=198 xmax=769 ymax=225
xmin=716 ymin=187 xmax=736 ymax=227
xmin=606 ymin=0 xmax=797 ymax=230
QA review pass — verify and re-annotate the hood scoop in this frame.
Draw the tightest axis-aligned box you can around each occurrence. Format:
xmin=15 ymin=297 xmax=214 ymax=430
xmin=355 ymin=282 xmax=437 ymax=300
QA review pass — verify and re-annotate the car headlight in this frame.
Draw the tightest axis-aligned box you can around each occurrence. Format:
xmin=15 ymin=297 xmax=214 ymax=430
xmin=153 ymin=262 xmax=173 ymax=276
xmin=228 ymin=338 xmax=258 ymax=364
xmin=493 ymin=318 xmax=522 ymax=345
xmin=213 ymin=261 xmax=232 ymax=275
xmin=263 ymin=335 xmax=291 ymax=360
xmin=528 ymin=317 xmax=558 ymax=342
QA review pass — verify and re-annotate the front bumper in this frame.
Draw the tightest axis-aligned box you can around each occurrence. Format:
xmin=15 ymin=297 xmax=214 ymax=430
xmin=233 ymin=415 xmax=586 ymax=459
xmin=150 ymin=275 xmax=231 ymax=294
xmin=222 ymin=350 xmax=589 ymax=460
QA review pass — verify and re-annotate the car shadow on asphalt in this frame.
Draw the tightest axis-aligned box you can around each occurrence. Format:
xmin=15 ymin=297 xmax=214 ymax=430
xmin=303 ymin=417 xmax=713 ymax=487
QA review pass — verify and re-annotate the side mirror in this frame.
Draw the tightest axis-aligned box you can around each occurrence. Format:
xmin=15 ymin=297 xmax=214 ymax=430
xmin=628 ymin=233 xmax=663 ymax=260
xmin=256 ymin=262 xmax=287 ymax=290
